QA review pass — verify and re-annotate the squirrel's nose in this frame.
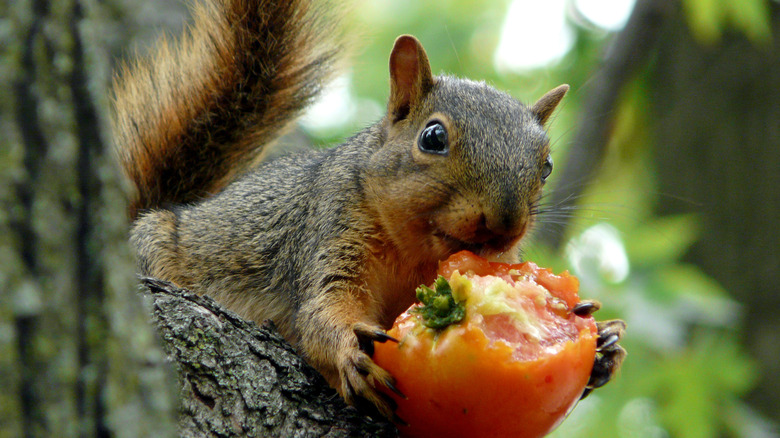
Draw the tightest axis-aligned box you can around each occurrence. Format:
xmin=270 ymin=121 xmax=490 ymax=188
xmin=468 ymin=209 xmax=528 ymax=255
xmin=487 ymin=212 xmax=523 ymax=236
xmin=476 ymin=206 xmax=527 ymax=240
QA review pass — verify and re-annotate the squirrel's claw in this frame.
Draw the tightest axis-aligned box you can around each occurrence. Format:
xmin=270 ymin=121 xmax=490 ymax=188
xmin=353 ymin=322 xmax=398 ymax=357
xmin=340 ymin=346 xmax=402 ymax=420
xmin=581 ymin=319 xmax=627 ymax=399
xmin=337 ymin=322 xmax=406 ymax=420
xmin=572 ymin=299 xmax=601 ymax=317
xmin=571 ymin=300 xmax=626 ymax=399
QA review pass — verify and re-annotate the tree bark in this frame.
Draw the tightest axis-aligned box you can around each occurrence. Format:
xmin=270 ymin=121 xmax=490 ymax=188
xmin=0 ymin=0 xmax=395 ymax=436
xmin=142 ymin=278 xmax=397 ymax=437
xmin=0 ymin=0 xmax=177 ymax=436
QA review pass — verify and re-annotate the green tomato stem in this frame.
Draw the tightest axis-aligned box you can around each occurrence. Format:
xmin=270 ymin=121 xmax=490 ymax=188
xmin=413 ymin=276 xmax=466 ymax=329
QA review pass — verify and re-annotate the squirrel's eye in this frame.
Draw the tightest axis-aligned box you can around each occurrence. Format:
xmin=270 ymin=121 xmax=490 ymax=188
xmin=541 ymin=155 xmax=553 ymax=182
xmin=418 ymin=121 xmax=448 ymax=155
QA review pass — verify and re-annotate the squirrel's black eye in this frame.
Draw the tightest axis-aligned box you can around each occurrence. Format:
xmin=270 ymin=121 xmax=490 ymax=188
xmin=541 ymin=155 xmax=553 ymax=182
xmin=418 ymin=121 xmax=448 ymax=155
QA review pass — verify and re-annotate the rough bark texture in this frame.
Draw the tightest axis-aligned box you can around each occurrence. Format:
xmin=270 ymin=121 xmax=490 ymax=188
xmin=0 ymin=0 xmax=393 ymax=436
xmin=0 ymin=0 xmax=177 ymax=436
xmin=142 ymin=278 xmax=397 ymax=437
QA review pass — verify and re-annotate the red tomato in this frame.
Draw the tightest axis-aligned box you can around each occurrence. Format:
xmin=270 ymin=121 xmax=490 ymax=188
xmin=373 ymin=250 xmax=597 ymax=438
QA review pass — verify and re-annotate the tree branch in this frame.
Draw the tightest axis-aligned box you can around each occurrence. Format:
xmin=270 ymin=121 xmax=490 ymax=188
xmin=141 ymin=278 xmax=397 ymax=437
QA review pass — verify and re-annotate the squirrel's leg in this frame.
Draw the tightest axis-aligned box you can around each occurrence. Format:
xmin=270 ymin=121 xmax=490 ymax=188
xmin=572 ymin=300 xmax=627 ymax=398
xmin=131 ymin=210 xmax=188 ymax=285
xmin=296 ymin=288 xmax=401 ymax=419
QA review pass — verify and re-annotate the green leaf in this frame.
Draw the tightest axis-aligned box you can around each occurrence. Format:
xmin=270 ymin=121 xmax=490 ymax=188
xmin=656 ymin=264 xmax=740 ymax=326
xmin=625 ymin=214 xmax=700 ymax=267
xmin=683 ymin=0 xmax=724 ymax=43
xmin=725 ymin=0 xmax=772 ymax=44
xmin=682 ymin=0 xmax=772 ymax=44
xmin=654 ymin=333 xmax=757 ymax=438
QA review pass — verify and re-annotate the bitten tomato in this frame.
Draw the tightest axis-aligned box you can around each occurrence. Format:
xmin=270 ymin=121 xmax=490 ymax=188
xmin=373 ymin=250 xmax=598 ymax=438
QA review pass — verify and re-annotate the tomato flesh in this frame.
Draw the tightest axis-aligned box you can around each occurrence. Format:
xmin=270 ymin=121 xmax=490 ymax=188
xmin=374 ymin=250 xmax=598 ymax=438
xmin=438 ymin=250 xmax=581 ymax=308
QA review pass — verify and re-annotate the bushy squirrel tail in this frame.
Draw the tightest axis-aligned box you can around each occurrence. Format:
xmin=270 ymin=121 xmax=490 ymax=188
xmin=112 ymin=0 xmax=345 ymax=218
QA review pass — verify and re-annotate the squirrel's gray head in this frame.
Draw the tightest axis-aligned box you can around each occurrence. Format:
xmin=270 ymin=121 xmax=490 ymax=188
xmin=366 ymin=35 xmax=568 ymax=263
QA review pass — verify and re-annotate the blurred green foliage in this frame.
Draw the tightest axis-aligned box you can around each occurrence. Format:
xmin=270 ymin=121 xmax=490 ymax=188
xmin=303 ymin=0 xmax=776 ymax=436
xmin=682 ymin=0 xmax=771 ymax=44
xmin=543 ymin=96 xmax=760 ymax=437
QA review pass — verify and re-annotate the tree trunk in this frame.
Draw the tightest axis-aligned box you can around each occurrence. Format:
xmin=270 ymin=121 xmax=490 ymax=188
xmin=0 ymin=1 xmax=399 ymax=435
xmin=0 ymin=0 xmax=177 ymax=436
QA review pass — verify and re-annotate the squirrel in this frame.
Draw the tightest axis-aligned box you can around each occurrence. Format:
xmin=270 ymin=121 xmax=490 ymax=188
xmin=113 ymin=0 xmax=625 ymax=419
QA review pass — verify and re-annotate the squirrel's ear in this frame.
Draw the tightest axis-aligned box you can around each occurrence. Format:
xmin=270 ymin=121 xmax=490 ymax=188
xmin=388 ymin=35 xmax=434 ymax=122
xmin=530 ymin=84 xmax=569 ymax=127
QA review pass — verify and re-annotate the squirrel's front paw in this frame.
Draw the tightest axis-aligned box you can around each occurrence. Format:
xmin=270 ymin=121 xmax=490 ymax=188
xmin=338 ymin=323 xmax=404 ymax=420
xmin=572 ymin=300 xmax=626 ymax=399
xmin=583 ymin=317 xmax=627 ymax=399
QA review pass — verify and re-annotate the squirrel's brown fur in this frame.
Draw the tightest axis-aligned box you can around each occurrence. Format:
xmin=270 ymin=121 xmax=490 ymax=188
xmin=113 ymin=0 xmax=573 ymax=417
xmin=113 ymin=0 xmax=345 ymax=218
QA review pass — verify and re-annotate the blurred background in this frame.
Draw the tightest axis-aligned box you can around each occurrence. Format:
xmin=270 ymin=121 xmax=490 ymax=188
xmin=1 ymin=0 xmax=778 ymax=436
